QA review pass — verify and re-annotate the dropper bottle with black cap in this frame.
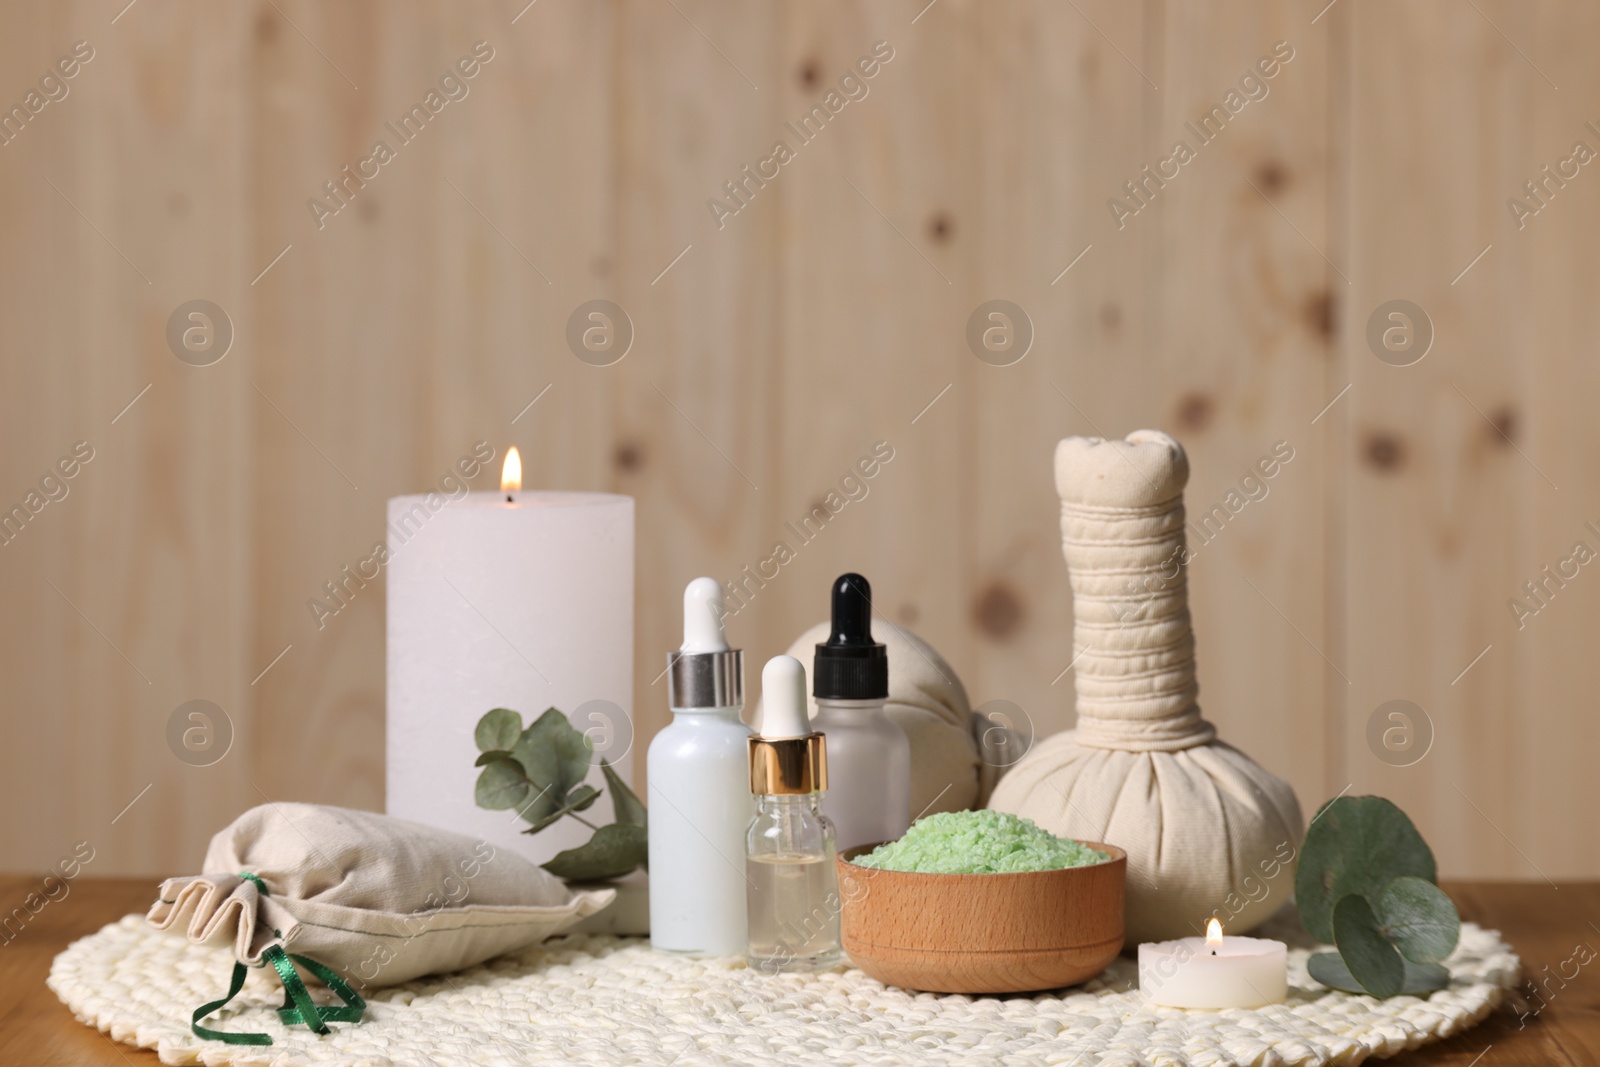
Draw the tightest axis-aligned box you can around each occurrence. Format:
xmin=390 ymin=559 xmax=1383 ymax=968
xmin=811 ymin=572 xmax=911 ymax=853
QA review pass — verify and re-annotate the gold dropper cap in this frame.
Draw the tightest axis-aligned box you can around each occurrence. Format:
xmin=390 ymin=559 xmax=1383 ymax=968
xmin=750 ymin=655 xmax=826 ymax=795
xmin=749 ymin=733 xmax=827 ymax=795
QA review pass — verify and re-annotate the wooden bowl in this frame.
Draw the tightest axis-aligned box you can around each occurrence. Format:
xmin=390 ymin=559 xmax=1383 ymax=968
xmin=837 ymin=841 xmax=1125 ymax=994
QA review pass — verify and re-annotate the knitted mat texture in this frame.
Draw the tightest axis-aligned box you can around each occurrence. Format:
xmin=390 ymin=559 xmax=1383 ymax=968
xmin=50 ymin=912 xmax=1519 ymax=1067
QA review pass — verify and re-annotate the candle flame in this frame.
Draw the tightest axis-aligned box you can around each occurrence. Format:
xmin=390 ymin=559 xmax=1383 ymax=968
xmin=1206 ymin=918 xmax=1224 ymax=945
xmin=501 ymin=447 xmax=522 ymax=493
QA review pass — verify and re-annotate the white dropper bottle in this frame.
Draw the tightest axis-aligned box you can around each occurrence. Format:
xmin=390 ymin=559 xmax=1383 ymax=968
xmin=647 ymin=578 xmax=753 ymax=957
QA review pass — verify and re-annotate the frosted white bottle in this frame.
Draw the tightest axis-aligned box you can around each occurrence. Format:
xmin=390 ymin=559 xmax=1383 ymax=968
xmin=810 ymin=573 xmax=911 ymax=853
xmin=647 ymin=578 xmax=753 ymax=956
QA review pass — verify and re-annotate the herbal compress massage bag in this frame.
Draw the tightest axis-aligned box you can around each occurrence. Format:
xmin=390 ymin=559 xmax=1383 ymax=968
xmin=149 ymin=803 xmax=613 ymax=1042
xmin=988 ymin=430 xmax=1304 ymax=943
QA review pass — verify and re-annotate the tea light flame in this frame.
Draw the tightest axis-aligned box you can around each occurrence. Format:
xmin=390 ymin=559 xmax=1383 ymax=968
xmin=501 ymin=447 xmax=522 ymax=493
xmin=1206 ymin=917 xmax=1224 ymax=945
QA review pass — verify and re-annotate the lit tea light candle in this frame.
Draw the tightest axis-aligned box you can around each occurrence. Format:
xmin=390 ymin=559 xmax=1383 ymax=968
xmin=1138 ymin=918 xmax=1288 ymax=1009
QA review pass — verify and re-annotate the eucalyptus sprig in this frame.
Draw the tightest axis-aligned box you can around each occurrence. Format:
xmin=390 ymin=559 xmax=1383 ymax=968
xmin=472 ymin=707 xmax=648 ymax=882
xmin=1295 ymin=795 xmax=1460 ymax=998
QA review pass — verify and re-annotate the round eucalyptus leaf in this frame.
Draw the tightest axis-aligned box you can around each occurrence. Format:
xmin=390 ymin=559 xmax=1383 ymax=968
xmin=1378 ymin=875 xmax=1460 ymax=964
xmin=1332 ymin=893 xmax=1404 ymax=998
xmin=475 ymin=757 xmax=532 ymax=810
xmin=1307 ymin=951 xmax=1450 ymax=997
xmin=1398 ymin=960 xmax=1451 ymax=995
xmin=1307 ymin=951 xmax=1364 ymax=993
xmin=475 ymin=708 xmax=523 ymax=753
xmin=1295 ymin=796 xmax=1437 ymax=942
xmin=565 ymin=784 xmax=602 ymax=813
xmin=540 ymin=822 xmax=648 ymax=882
xmin=474 ymin=749 xmax=513 ymax=767
xmin=514 ymin=708 xmax=595 ymax=801
xmin=522 ymin=807 xmax=568 ymax=834
xmin=517 ymin=784 xmax=604 ymax=834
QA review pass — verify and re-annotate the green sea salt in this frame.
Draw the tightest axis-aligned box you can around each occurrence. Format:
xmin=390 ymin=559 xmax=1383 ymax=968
xmin=851 ymin=810 xmax=1110 ymax=874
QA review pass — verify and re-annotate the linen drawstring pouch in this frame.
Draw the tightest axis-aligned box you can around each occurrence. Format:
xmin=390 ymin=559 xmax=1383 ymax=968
xmin=148 ymin=802 xmax=614 ymax=1045
xmin=988 ymin=430 xmax=1304 ymax=943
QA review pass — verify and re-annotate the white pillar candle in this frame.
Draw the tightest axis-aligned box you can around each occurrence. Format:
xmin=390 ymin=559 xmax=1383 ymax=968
xmin=1138 ymin=920 xmax=1288 ymax=1009
xmin=386 ymin=447 xmax=634 ymax=868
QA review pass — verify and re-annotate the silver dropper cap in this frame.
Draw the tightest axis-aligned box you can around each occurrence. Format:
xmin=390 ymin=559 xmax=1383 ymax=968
xmin=667 ymin=578 xmax=744 ymax=709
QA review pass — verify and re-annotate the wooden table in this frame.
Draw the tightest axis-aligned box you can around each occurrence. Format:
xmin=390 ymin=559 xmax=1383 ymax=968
xmin=5 ymin=877 xmax=1596 ymax=1065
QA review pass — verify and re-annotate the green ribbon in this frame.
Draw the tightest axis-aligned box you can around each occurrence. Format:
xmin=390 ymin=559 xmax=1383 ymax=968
xmin=190 ymin=872 xmax=366 ymax=1045
xmin=192 ymin=959 xmax=269 ymax=1045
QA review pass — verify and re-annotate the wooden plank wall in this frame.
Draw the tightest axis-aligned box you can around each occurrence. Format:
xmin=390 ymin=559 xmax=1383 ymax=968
xmin=0 ymin=0 xmax=1594 ymax=883
xmin=0 ymin=1 xmax=254 ymax=879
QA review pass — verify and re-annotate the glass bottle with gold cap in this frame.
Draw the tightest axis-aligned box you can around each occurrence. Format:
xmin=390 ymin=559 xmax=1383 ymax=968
xmin=745 ymin=654 xmax=841 ymax=974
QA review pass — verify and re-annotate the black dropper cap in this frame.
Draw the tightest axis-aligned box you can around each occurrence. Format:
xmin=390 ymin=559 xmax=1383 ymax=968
xmin=813 ymin=573 xmax=888 ymax=700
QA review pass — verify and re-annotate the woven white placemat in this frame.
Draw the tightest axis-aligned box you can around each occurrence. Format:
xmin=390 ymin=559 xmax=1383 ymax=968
xmin=50 ymin=912 xmax=1519 ymax=1067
